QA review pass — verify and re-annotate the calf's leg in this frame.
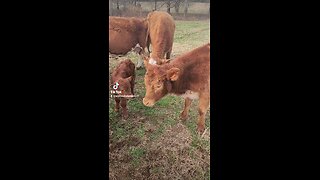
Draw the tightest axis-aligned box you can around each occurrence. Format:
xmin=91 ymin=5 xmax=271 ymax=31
xmin=131 ymin=76 xmax=135 ymax=95
xmin=180 ymin=98 xmax=192 ymax=120
xmin=120 ymin=98 xmax=128 ymax=119
xmin=197 ymin=93 xmax=210 ymax=133
xmin=115 ymin=97 xmax=120 ymax=112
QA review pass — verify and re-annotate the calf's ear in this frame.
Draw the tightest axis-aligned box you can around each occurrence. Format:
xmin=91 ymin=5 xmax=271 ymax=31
xmin=166 ymin=68 xmax=180 ymax=81
xmin=125 ymin=76 xmax=133 ymax=82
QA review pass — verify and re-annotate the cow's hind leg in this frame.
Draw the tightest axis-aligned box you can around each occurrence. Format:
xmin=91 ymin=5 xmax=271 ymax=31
xmin=166 ymin=48 xmax=172 ymax=59
xmin=197 ymin=93 xmax=210 ymax=133
xmin=180 ymin=98 xmax=192 ymax=121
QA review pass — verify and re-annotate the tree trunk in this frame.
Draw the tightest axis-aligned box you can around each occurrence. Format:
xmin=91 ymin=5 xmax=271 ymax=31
xmin=116 ymin=0 xmax=119 ymax=10
xmin=175 ymin=1 xmax=180 ymax=13
xmin=123 ymin=0 xmax=126 ymax=10
xmin=167 ymin=0 xmax=171 ymax=14
xmin=154 ymin=0 xmax=157 ymax=10
xmin=109 ymin=0 xmax=112 ymax=15
xmin=184 ymin=0 xmax=188 ymax=19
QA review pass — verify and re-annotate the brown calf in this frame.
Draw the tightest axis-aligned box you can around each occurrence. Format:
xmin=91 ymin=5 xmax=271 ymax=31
xmin=143 ymin=43 xmax=210 ymax=133
xmin=111 ymin=59 xmax=135 ymax=119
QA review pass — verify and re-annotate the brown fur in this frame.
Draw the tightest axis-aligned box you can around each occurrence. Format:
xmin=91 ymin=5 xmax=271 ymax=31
xmin=111 ymin=59 xmax=136 ymax=119
xmin=146 ymin=11 xmax=175 ymax=63
xmin=143 ymin=43 xmax=210 ymax=132
xmin=109 ymin=16 xmax=148 ymax=55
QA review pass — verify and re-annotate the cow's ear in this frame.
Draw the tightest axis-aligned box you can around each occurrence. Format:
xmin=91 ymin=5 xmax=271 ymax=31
xmin=160 ymin=59 xmax=170 ymax=64
xmin=166 ymin=68 xmax=180 ymax=81
xmin=143 ymin=57 xmax=149 ymax=68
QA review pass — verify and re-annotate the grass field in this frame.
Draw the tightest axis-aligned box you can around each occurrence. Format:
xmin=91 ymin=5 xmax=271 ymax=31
xmin=109 ymin=20 xmax=210 ymax=180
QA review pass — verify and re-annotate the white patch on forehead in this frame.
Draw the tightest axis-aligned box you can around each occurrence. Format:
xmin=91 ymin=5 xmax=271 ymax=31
xmin=149 ymin=58 xmax=157 ymax=65
xmin=180 ymin=90 xmax=199 ymax=100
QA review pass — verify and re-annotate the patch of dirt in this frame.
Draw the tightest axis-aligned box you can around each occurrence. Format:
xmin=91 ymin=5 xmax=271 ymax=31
xmin=139 ymin=123 xmax=210 ymax=179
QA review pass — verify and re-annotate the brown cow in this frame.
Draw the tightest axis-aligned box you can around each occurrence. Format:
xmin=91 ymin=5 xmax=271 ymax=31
xmin=111 ymin=59 xmax=135 ymax=119
xmin=143 ymin=43 xmax=210 ymax=133
xmin=109 ymin=16 xmax=148 ymax=68
xmin=145 ymin=11 xmax=175 ymax=65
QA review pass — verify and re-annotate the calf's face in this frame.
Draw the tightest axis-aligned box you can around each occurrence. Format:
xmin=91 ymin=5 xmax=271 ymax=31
xmin=143 ymin=60 xmax=180 ymax=107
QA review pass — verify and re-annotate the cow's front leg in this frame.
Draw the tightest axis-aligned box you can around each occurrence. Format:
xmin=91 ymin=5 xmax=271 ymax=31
xmin=120 ymin=98 xmax=128 ymax=119
xmin=115 ymin=97 xmax=120 ymax=113
xmin=180 ymin=98 xmax=192 ymax=121
xmin=197 ymin=93 xmax=210 ymax=133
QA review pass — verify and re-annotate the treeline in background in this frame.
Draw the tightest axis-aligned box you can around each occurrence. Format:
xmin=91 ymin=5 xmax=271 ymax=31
xmin=109 ymin=0 xmax=210 ymax=20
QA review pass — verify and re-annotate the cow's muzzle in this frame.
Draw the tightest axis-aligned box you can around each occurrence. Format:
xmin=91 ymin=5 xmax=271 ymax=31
xmin=143 ymin=98 xmax=155 ymax=107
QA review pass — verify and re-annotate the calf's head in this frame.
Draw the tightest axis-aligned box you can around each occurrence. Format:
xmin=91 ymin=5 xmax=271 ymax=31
xmin=143 ymin=60 xmax=180 ymax=107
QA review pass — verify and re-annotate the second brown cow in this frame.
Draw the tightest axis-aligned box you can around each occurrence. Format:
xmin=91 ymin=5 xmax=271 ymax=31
xmin=146 ymin=11 xmax=176 ymax=65
xmin=109 ymin=16 xmax=148 ymax=68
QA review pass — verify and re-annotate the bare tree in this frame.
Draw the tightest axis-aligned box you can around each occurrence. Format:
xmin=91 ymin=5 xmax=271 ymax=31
xmin=109 ymin=0 xmax=113 ymax=15
xmin=167 ymin=0 xmax=171 ymax=14
xmin=116 ymin=0 xmax=120 ymax=10
xmin=154 ymin=0 xmax=157 ymax=10
xmin=184 ymin=0 xmax=188 ymax=19
xmin=174 ymin=0 xmax=182 ymax=13
xmin=165 ymin=0 xmax=177 ymax=14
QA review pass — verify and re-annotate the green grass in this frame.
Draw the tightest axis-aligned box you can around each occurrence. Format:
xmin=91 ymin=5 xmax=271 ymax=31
xmin=173 ymin=20 xmax=210 ymax=55
xmin=135 ymin=125 xmax=145 ymax=138
xmin=129 ymin=147 xmax=145 ymax=167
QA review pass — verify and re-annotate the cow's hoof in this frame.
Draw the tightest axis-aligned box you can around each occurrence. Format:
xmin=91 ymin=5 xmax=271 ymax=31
xmin=180 ymin=112 xmax=188 ymax=121
xmin=197 ymin=125 xmax=205 ymax=134
xmin=123 ymin=114 xmax=129 ymax=119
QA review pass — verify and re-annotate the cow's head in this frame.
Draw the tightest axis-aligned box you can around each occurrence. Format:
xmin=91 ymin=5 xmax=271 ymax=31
xmin=111 ymin=76 xmax=134 ymax=99
xmin=142 ymin=59 xmax=180 ymax=107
